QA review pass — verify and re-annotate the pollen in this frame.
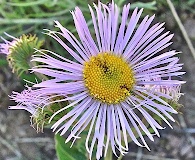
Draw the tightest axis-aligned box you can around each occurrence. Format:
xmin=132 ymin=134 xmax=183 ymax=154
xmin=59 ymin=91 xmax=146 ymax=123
xmin=83 ymin=53 xmax=135 ymax=104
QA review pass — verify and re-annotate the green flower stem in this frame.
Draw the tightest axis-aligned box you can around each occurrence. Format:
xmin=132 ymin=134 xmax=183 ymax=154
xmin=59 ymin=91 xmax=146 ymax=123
xmin=105 ymin=146 xmax=112 ymax=160
xmin=0 ymin=17 xmax=64 ymax=24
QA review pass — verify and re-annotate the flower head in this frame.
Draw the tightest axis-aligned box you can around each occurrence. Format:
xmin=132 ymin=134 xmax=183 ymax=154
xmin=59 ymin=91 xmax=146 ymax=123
xmin=10 ymin=86 xmax=69 ymax=133
xmin=0 ymin=33 xmax=43 ymax=75
xmin=10 ymin=1 xmax=185 ymax=159
xmin=10 ymin=87 xmax=41 ymax=115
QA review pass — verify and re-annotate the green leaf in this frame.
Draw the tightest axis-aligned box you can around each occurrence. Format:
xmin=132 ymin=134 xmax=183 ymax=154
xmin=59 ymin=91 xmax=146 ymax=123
xmin=5 ymin=0 xmax=49 ymax=7
xmin=130 ymin=1 xmax=157 ymax=10
xmin=55 ymin=134 xmax=87 ymax=160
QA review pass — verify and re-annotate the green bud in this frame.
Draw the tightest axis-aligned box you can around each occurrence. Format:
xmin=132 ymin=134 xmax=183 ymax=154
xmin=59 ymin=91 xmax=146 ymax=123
xmin=7 ymin=34 xmax=44 ymax=76
xmin=31 ymin=97 xmax=69 ymax=133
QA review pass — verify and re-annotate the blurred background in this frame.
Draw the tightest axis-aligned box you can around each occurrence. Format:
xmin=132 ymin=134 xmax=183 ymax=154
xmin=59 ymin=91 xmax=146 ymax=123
xmin=0 ymin=0 xmax=195 ymax=159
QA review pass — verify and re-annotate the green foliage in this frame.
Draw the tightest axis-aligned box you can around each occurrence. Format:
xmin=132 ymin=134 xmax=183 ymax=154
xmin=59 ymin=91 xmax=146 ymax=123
xmin=0 ymin=0 xmax=157 ymax=53
xmin=103 ymin=0 xmax=157 ymax=10
xmin=0 ymin=0 xmax=94 ymax=40
xmin=0 ymin=0 xmax=86 ymax=57
xmin=187 ymin=0 xmax=195 ymax=5
xmin=130 ymin=1 xmax=157 ymax=10
xmin=55 ymin=134 xmax=87 ymax=160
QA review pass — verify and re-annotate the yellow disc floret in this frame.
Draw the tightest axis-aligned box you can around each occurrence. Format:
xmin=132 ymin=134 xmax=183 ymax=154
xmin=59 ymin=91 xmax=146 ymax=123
xmin=83 ymin=53 xmax=135 ymax=104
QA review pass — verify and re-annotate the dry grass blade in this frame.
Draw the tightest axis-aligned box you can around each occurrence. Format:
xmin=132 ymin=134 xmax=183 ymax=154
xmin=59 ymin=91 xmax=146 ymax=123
xmin=166 ymin=0 xmax=195 ymax=60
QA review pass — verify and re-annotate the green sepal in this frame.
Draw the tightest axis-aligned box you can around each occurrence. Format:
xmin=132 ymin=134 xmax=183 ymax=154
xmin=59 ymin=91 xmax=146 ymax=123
xmin=32 ymin=98 xmax=69 ymax=132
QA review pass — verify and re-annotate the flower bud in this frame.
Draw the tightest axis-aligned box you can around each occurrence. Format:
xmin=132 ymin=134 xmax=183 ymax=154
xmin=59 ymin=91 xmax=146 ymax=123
xmin=0 ymin=33 xmax=44 ymax=76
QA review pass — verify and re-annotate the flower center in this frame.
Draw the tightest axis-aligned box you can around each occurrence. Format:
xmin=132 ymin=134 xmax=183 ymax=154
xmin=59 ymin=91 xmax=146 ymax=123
xmin=83 ymin=53 xmax=135 ymax=104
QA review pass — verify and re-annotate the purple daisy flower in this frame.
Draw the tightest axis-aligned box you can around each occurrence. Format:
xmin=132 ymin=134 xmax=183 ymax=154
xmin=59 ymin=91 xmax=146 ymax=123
xmin=10 ymin=86 xmax=56 ymax=132
xmin=10 ymin=1 xmax=185 ymax=159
